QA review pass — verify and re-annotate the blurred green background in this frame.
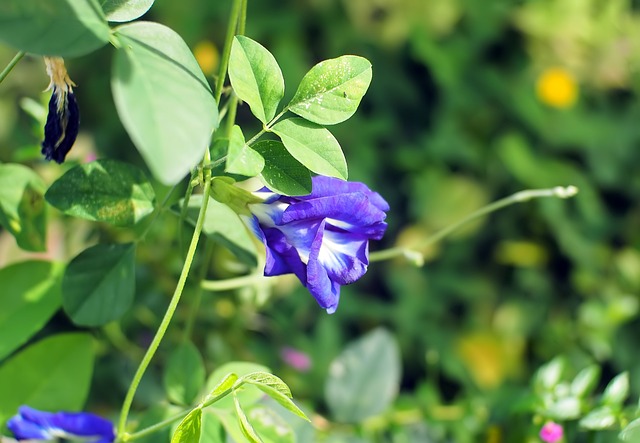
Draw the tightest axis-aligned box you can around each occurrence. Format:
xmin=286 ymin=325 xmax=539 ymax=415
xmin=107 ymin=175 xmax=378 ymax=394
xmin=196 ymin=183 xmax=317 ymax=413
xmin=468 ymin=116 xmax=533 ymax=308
xmin=1 ymin=0 xmax=640 ymax=441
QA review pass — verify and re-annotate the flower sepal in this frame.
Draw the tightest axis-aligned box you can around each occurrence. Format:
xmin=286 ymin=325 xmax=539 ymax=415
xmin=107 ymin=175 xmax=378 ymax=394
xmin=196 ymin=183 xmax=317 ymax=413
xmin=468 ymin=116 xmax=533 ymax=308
xmin=210 ymin=177 xmax=264 ymax=216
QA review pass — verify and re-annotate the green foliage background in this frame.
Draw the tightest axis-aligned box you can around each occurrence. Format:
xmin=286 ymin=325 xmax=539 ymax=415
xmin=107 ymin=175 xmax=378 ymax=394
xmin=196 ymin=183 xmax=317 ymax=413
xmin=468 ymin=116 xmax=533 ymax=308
xmin=1 ymin=0 xmax=640 ymax=441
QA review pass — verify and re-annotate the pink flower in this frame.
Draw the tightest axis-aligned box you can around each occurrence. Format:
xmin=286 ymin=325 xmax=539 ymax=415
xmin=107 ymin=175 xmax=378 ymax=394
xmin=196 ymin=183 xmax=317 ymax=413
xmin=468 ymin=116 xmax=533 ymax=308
xmin=280 ymin=347 xmax=311 ymax=372
xmin=540 ymin=421 xmax=563 ymax=443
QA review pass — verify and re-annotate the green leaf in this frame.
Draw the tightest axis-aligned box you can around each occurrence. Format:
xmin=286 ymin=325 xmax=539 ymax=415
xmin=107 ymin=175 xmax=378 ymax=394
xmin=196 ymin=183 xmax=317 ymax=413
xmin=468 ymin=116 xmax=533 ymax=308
xmin=171 ymin=407 xmax=202 ymax=443
xmin=229 ymin=36 xmax=284 ymax=123
xmin=620 ymin=417 xmax=640 ymax=441
xmin=205 ymin=362 xmax=270 ymax=411
xmin=234 ymin=394 xmax=263 ymax=443
xmin=163 ymin=341 xmax=206 ymax=406
xmin=271 ymin=118 xmax=347 ymax=180
xmin=0 ymin=333 xmax=94 ymax=425
xmin=534 ymin=356 xmax=566 ymax=393
xmin=45 ymin=159 xmax=156 ymax=226
xmin=546 ymin=396 xmax=581 ymax=420
xmin=102 ymin=0 xmax=154 ymax=22
xmin=208 ymin=373 xmax=239 ymax=398
xmin=62 ymin=243 xmax=136 ymax=326
xmin=288 ymin=55 xmax=372 ymax=125
xmin=602 ymin=372 xmax=629 ymax=406
xmin=244 ymin=405 xmax=295 ymax=443
xmin=225 ymin=125 xmax=265 ymax=176
xmin=324 ymin=328 xmax=401 ymax=422
xmin=570 ymin=365 xmax=601 ymax=398
xmin=253 ymin=141 xmax=312 ymax=196
xmin=0 ymin=261 xmax=63 ymax=361
xmin=112 ymin=21 xmax=218 ymax=185
xmin=579 ymin=406 xmax=617 ymax=430
xmin=0 ymin=0 xmax=110 ymax=57
xmin=243 ymin=373 xmax=309 ymax=422
xmin=0 ymin=164 xmax=47 ymax=252
xmin=182 ymin=195 xmax=257 ymax=266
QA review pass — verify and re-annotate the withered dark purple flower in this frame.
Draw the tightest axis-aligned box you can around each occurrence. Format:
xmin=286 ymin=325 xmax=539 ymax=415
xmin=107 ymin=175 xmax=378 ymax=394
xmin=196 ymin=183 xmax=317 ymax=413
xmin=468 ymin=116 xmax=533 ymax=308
xmin=41 ymin=57 xmax=79 ymax=164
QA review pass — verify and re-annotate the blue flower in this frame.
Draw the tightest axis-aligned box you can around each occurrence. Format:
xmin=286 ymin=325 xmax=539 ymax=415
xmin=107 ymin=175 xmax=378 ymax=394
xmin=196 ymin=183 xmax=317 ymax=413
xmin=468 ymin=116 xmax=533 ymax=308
xmin=7 ymin=406 xmax=115 ymax=443
xmin=41 ymin=57 xmax=80 ymax=164
xmin=247 ymin=176 xmax=389 ymax=313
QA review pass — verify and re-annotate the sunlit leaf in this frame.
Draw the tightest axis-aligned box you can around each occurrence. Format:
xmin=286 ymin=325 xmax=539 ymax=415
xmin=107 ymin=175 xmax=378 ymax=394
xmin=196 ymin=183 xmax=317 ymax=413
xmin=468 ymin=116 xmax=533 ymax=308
xmin=102 ymin=0 xmax=154 ymax=22
xmin=288 ymin=55 xmax=372 ymax=125
xmin=235 ymin=394 xmax=263 ymax=443
xmin=579 ymin=406 xmax=617 ymax=430
xmin=229 ymin=36 xmax=284 ymax=123
xmin=602 ymin=372 xmax=629 ymax=406
xmin=271 ymin=118 xmax=347 ymax=180
xmin=112 ymin=21 xmax=217 ymax=185
xmin=225 ymin=125 xmax=265 ymax=177
xmin=253 ymin=140 xmax=311 ymax=196
xmin=45 ymin=159 xmax=155 ymax=226
xmin=62 ymin=243 xmax=135 ymax=326
xmin=171 ymin=407 xmax=202 ymax=443
xmin=0 ymin=0 xmax=110 ymax=56
xmin=243 ymin=373 xmax=309 ymax=422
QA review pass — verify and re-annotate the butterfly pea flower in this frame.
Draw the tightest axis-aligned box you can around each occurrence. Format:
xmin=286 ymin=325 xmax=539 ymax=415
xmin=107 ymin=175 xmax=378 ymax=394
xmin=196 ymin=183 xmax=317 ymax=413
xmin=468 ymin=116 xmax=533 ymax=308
xmin=41 ymin=57 xmax=80 ymax=163
xmin=7 ymin=406 xmax=115 ymax=443
xmin=246 ymin=176 xmax=389 ymax=313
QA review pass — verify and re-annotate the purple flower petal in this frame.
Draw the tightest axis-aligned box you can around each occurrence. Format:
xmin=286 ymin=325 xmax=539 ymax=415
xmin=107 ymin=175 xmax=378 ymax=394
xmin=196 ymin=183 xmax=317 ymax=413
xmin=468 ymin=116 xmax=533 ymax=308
xmin=247 ymin=176 xmax=388 ymax=312
xmin=8 ymin=406 xmax=114 ymax=443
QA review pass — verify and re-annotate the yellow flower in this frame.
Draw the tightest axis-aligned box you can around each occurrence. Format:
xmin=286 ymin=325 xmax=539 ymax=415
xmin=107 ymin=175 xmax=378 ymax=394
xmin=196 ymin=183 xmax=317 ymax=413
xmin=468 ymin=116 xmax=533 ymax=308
xmin=536 ymin=67 xmax=578 ymax=108
xmin=193 ymin=40 xmax=219 ymax=75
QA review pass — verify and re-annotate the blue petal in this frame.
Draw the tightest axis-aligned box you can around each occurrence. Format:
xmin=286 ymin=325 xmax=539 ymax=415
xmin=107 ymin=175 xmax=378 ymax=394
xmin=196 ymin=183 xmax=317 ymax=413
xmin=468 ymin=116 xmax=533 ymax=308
xmin=318 ymin=229 xmax=369 ymax=284
xmin=281 ymin=193 xmax=387 ymax=231
xmin=305 ymin=220 xmax=341 ymax=313
xmin=7 ymin=414 xmax=52 ymax=440
xmin=9 ymin=406 xmax=114 ymax=442
xmin=303 ymin=176 xmax=390 ymax=212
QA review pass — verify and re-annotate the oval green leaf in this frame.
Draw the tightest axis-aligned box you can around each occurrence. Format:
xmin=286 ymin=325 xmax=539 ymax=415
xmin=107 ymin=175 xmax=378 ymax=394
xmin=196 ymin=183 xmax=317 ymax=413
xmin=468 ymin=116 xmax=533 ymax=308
xmin=102 ymin=0 xmax=154 ymax=22
xmin=171 ymin=407 xmax=202 ymax=443
xmin=0 ymin=333 xmax=94 ymax=424
xmin=0 ymin=164 xmax=47 ymax=251
xmin=253 ymin=140 xmax=311 ymax=196
xmin=324 ymin=328 xmax=401 ymax=423
xmin=112 ymin=21 xmax=218 ymax=185
xmin=234 ymin=395 xmax=263 ymax=443
xmin=288 ymin=55 xmax=372 ymax=125
xmin=229 ymin=36 xmax=284 ymax=124
xmin=205 ymin=362 xmax=270 ymax=411
xmin=182 ymin=195 xmax=258 ymax=267
xmin=226 ymin=125 xmax=265 ymax=177
xmin=0 ymin=0 xmax=110 ymax=57
xmin=242 ymin=373 xmax=309 ymax=422
xmin=62 ymin=243 xmax=136 ymax=326
xmin=0 ymin=261 xmax=63 ymax=361
xmin=45 ymin=159 xmax=156 ymax=226
xmin=270 ymin=118 xmax=347 ymax=180
xmin=602 ymin=372 xmax=629 ymax=406
xmin=163 ymin=341 xmax=206 ymax=406
xmin=244 ymin=404 xmax=295 ymax=443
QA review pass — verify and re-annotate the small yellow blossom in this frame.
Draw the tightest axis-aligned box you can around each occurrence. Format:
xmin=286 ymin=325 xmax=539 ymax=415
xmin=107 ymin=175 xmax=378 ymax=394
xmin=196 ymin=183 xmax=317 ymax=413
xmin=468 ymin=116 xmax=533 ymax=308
xmin=536 ymin=67 xmax=578 ymax=109
xmin=193 ymin=40 xmax=219 ymax=75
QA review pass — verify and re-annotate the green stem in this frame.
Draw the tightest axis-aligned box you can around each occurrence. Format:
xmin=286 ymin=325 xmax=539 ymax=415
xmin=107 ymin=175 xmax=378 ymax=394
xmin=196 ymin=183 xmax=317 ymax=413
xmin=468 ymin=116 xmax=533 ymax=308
xmin=125 ymin=409 xmax=189 ymax=441
xmin=183 ymin=239 xmax=214 ymax=341
xmin=138 ymin=183 xmax=180 ymax=241
xmin=116 ymin=169 xmax=213 ymax=440
xmin=214 ymin=0 xmax=244 ymax=104
xmin=369 ymin=185 xmax=579 ymax=264
xmin=224 ymin=92 xmax=239 ymax=137
xmin=0 ymin=51 xmax=25 ymax=84
xmin=201 ymin=272 xmax=264 ymax=291
xmin=245 ymin=107 xmax=289 ymax=146
xmin=179 ymin=171 xmax=198 ymax=257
